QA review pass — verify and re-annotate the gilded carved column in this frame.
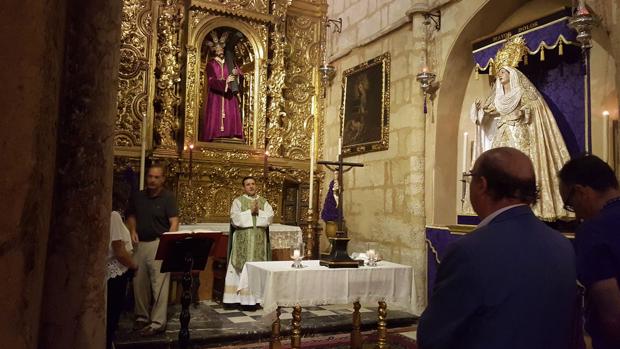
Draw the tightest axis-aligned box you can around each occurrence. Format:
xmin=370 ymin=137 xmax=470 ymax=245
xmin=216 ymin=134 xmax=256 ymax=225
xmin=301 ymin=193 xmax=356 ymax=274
xmin=115 ymin=0 xmax=153 ymax=150
xmin=265 ymin=0 xmax=292 ymax=157
xmin=154 ymin=0 xmax=183 ymax=151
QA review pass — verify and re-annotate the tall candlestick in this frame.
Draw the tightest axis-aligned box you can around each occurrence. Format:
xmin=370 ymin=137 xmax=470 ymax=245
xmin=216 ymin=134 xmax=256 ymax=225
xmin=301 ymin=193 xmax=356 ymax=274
xmin=469 ymin=140 xmax=475 ymax=169
xmin=462 ymin=132 xmax=469 ymax=173
xmin=264 ymin=150 xmax=269 ymax=179
xmin=188 ymin=143 xmax=194 ymax=183
xmin=603 ymin=111 xmax=610 ymax=162
xmin=309 ymin=132 xmax=315 ymax=211
xmin=139 ymin=113 xmax=147 ymax=190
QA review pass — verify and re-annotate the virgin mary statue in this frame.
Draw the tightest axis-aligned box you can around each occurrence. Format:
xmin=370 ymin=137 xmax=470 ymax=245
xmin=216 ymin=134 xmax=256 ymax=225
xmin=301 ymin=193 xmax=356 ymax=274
xmin=471 ymin=36 xmax=571 ymax=221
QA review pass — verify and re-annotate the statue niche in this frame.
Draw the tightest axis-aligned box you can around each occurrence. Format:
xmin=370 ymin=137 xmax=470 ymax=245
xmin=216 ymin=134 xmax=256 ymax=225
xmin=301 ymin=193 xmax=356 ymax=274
xmin=198 ymin=27 xmax=255 ymax=144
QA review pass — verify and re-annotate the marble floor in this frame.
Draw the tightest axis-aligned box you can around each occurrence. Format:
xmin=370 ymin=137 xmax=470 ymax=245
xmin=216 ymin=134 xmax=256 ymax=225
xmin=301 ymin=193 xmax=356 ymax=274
xmin=113 ymin=301 xmax=418 ymax=349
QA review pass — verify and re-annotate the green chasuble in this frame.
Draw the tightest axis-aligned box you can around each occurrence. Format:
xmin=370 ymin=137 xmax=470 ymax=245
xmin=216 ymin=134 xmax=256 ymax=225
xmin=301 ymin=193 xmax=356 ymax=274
xmin=230 ymin=195 xmax=271 ymax=273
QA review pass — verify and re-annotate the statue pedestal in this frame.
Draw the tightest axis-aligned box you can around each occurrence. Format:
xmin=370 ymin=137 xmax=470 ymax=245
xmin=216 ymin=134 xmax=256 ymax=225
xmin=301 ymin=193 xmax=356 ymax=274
xmin=320 ymin=233 xmax=359 ymax=268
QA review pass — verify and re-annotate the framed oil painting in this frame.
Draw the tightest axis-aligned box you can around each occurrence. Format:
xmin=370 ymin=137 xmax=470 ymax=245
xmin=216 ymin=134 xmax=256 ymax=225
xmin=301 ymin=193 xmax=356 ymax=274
xmin=340 ymin=52 xmax=390 ymax=157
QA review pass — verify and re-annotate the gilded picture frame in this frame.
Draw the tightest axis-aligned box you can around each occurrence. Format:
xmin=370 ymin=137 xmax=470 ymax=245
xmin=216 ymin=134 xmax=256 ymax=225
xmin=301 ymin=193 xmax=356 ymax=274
xmin=340 ymin=52 xmax=390 ymax=157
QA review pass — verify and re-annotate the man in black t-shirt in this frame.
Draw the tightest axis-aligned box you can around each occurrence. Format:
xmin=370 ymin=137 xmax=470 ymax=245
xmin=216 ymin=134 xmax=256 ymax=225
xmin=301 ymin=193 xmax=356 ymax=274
xmin=126 ymin=165 xmax=179 ymax=336
xmin=559 ymin=155 xmax=620 ymax=349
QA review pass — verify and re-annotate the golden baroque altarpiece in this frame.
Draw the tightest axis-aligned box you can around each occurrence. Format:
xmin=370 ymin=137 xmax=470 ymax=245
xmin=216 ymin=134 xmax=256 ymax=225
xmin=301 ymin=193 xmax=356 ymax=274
xmin=113 ymin=0 xmax=327 ymax=235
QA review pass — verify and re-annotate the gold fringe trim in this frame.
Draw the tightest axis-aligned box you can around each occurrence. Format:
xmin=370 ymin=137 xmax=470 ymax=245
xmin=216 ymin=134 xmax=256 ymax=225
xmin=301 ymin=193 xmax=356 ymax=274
xmin=474 ymin=35 xmax=573 ymax=72
xmin=425 ymin=238 xmax=442 ymax=265
xmin=540 ymin=47 xmax=545 ymax=61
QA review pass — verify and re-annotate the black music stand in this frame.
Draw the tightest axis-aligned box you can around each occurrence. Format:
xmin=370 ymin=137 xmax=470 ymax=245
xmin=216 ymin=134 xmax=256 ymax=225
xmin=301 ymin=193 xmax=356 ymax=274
xmin=156 ymin=231 xmax=219 ymax=349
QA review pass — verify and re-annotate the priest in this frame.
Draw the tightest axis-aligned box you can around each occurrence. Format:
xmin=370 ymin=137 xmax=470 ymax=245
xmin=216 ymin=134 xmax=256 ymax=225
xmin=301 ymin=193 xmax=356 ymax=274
xmin=223 ymin=176 xmax=274 ymax=307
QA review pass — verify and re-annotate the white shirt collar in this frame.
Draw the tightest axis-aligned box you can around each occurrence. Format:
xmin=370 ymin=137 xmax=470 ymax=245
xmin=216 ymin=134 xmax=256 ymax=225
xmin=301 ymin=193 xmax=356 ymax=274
xmin=477 ymin=204 xmax=527 ymax=228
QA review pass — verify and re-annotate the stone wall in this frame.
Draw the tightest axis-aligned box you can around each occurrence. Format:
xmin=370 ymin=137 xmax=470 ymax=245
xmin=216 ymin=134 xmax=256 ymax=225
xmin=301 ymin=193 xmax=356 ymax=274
xmin=324 ymin=0 xmax=620 ymax=310
xmin=324 ymin=0 xmax=534 ymax=312
xmin=326 ymin=0 xmax=428 ymax=313
xmin=588 ymin=0 xmax=620 ymax=168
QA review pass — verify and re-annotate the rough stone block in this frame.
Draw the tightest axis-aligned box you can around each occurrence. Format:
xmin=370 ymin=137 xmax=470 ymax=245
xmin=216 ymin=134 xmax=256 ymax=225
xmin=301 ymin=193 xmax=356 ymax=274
xmin=385 ymin=188 xmax=393 ymax=213
xmin=390 ymin=158 xmax=410 ymax=186
xmin=358 ymin=11 xmax=381 ymax=42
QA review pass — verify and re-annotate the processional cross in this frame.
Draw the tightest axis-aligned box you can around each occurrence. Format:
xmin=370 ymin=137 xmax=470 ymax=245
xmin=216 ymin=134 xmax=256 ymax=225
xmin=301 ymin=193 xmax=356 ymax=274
xmin=317 ymin=149 xmax=364 ymax=268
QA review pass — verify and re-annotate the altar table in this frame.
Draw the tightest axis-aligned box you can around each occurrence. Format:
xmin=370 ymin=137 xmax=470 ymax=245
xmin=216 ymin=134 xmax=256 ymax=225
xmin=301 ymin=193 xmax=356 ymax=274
xmin=238 ymin=260 xmax=413 ymax=349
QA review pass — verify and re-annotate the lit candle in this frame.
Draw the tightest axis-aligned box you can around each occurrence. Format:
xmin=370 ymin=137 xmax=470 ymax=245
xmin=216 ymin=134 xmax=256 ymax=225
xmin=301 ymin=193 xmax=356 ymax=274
xmin=462 ymin=132 xmax=469 ymax=173
xmin=603 ymin=111 xmax=610 ymax=162
xmin=293 ymin=249 xmax=300 ymax=258
xmin=422 ymin=66 xmax=428 ymax=73
xmin=309 ymin=132 xmax=315 ymax=211
xmin=367 ymin=249 xmax=375 ymax=257
xmin=469 ymin=140 xmax=475 ymax=169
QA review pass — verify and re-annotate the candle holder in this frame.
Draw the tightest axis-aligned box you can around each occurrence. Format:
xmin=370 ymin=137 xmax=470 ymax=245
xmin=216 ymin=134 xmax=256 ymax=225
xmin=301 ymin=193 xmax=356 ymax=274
xmin=366 ymin=249 xmax=378 ymax=267
xmin=416 ymin=70 xmax=437 ymax=115
xmin=569 ymin=2 xmax=596 ymax=50
xmin=460 ymin=171 xmax=468 ymax=211
xmin=290 ymin=242 xmax=305 ymax=269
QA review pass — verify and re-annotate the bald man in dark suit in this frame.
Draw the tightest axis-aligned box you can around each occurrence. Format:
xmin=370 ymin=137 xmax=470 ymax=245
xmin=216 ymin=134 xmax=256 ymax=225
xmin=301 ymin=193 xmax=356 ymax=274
xmin=417 ymin=147 xmax=578 ymax=349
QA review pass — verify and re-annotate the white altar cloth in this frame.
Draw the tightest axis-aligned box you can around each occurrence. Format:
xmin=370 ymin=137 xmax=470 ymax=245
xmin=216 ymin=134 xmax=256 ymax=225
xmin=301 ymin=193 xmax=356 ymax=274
xmin=238 ymin=260 xmax=413 ymax=314
xmin=179 ymin=223 xmax=302 ymax=249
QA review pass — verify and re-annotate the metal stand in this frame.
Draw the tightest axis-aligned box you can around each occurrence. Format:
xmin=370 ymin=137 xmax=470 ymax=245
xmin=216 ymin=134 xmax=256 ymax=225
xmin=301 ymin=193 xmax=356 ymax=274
xmin=157 ymin=234 xmax=216 ymax=349
xmin=318 ymin=153 xmax=364 ymax=268
xmin=179 ymin=253 xmax=193 ymax=349
xmin=320 ymin=236 xmax=360 ymax=268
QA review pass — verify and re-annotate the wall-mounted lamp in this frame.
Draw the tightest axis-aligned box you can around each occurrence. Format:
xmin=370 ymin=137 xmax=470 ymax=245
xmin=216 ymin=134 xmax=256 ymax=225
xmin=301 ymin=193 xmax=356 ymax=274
xmin=319 ymin=17 xmax=342 ymax=96
xmin=423 ymin=10 xmax=441 ymax=31
xmin=569 ymin=0 xmax=597 ymax=151
xmin=416 ymin=67 xmax=436 ymax=114
xmin=569 ymin=0 xmax=595 ymax=50
xmin=319 ymin=64 xmax=336 ymax=89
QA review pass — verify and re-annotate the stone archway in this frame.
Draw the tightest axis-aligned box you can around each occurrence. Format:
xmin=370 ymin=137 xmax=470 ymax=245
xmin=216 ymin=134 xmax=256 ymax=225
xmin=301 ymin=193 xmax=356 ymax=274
xmin=429 ymin=0 xmax=565 ymax=224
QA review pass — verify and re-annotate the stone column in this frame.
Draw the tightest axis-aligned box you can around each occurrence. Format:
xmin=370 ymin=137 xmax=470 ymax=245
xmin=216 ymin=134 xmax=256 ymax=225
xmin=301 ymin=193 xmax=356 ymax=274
xmin=38 ymin=1 xmax=123 ymax=349
xmin=0 ymin=1 xmax=67 ymax=348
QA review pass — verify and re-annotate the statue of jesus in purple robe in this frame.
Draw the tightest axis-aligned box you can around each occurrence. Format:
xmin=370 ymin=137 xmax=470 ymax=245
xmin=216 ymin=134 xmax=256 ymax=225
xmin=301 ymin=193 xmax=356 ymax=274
xmin=202 ymin=31 xmax=244 ymax=142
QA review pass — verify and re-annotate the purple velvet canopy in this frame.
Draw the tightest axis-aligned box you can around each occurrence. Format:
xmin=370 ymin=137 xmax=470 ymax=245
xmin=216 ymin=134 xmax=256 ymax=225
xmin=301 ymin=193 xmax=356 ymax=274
xmin=472 ymin=7 xmax=586 ymax=155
